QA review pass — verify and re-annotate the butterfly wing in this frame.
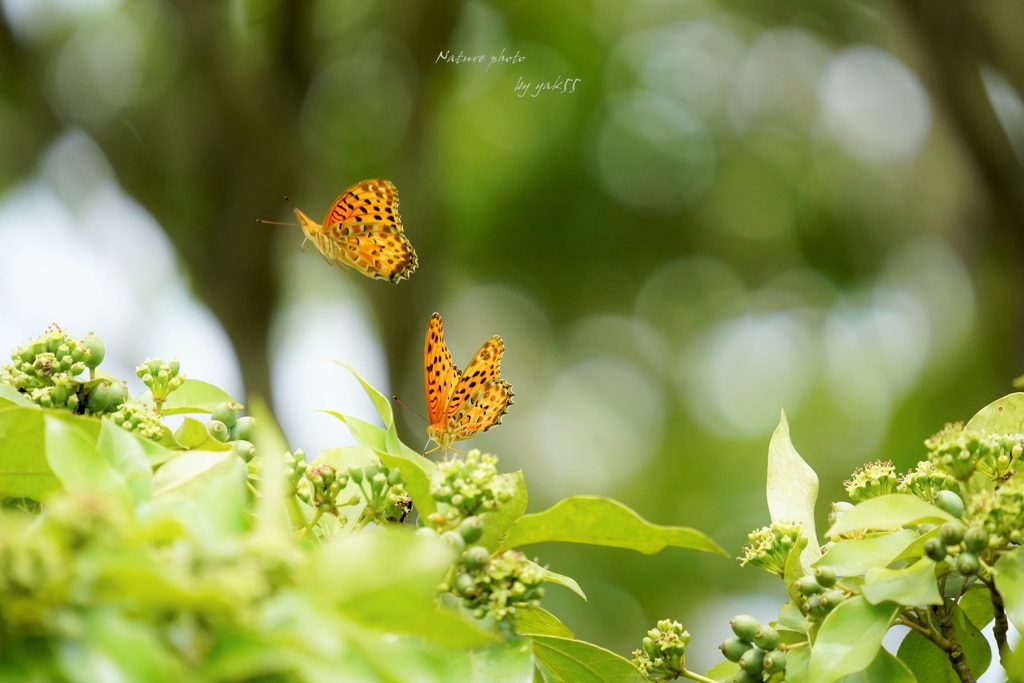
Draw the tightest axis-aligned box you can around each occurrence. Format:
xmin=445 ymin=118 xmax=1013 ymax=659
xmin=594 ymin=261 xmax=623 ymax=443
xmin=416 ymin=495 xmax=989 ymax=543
xmin=440 ymin=335 xmax=513 ymax=440
xmin=319 ymin=179 xmax=418 ymax=282
xmin=441 ymin=378 xmax=514 ymax=443
xmin=424 ymin=313 xmax=459 ymax=430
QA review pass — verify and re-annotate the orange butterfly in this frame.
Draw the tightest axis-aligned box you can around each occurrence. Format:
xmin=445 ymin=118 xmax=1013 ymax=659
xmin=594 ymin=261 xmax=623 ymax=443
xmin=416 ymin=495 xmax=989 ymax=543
xmin=271 ymin=179 xmax=418 ymax=283
xmin=424 ymin=313 xmax=513 ymax=455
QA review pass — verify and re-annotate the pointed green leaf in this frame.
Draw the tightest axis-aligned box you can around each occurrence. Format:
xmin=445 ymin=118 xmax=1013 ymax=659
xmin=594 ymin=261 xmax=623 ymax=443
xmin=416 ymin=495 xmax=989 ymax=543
xmin=45 ymin=413 xmax=129 ymax=505
xmin=97 ymin=420 xmax=153 ymax=505
xmin=964 ymin=392 xmax=1024 ymax=434
xmin=459 ymin=640 xmax=534 ymax=683
xmin=807 ymin=595 xmax=899 ymax=683
xmin=768 ymin=410 xmax=820 ymax=569
xmin=817 ymin=530 xmax=921 ymax=576
xmin=995 ymin=546 xmax=1024 ymax=633
xmin=500 ymin=496 xmax=727 ymax=556
xmin=248 ymin=396 xmax=294 ymax=536
xmin=826 ymin=495 xmax=955 ymax=537
xmin=959 ymin=585 xmax=994 ymax=630
xmin=863 ymin=559 xmax=941 ymax=607
xmin=172 ymin=417 xmax=231 ymax=451
xmin=149 ymin=449 xmax=244 ymax=501
xmin=513 ymin=606 xmax=574 ymax=638
xmin=531 ymin=636 xmax=646 ymax=683
xmin=784 ymin=535 xmax=811 ymax=605
xmin=531 ymin=561 xmax=586 ymax=601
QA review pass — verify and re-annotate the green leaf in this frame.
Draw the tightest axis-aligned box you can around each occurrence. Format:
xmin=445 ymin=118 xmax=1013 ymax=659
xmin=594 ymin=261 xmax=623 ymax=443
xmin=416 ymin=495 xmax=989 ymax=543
xmin=479 ymin=470 xmax=528 ymax=552
xmin=703 ymin=660 xmax=739 ymax=681
xmin=863 ymin=558 xmax=942 ymax=607
xmin=532 ymin=561 xmax=586 ymax=601
xmin=333 ymin=361 xmax=406 ymax=453
xmin=964 ymin=392 xmax=1024 ymax=434
xmin=499 ymin=496 xmax=727 ymax=556
xmin=995 ymin=546 xmax=1024 ymax=632
xmin=97 ymin=420 xmax=153 ymax=505
xmin=898 ymin=605 xmax=991 ymax=682
xmin=767 ymin=410 xmax=820 ymax=569
xmin=45 ymin=413 xmax=129 ymax=505
xmin=817 ymin=530 xmax=921 ymax=576
xmin=806 ymin=595 xmax=899 ymax=683
xmin=146 ymin=379 xmax=239 ymax=415
xmin=149 ymin=449 xmax=244 ymax=501
xmin=171 ymin=417 xmax=231 ymax=451
xmin=784 ymin=535 xmax=810 ymax=606
xmin=72 ymin=611 xmax=187 ymax=683
xmin=959 ymin=585 xmax=994 ymax=630
xmin=783 ymin=645 xmax=810 ymax=683
xmin=513 ymin=605 xmax=575 ymax=638
xmin=0 ymin=407 xmax=57 ymax=499
xmin=531 ymin=635 xmax=647 ymax=683
xmin=0 ymin=384 xmax=35 ymax=408
xmin=826 ymin=495 xmax=955 ymax=537
xmin=308 ymin=531 xmax=496 ymax=648
xmin=376 ymin=445 xmax=438 ymax=519
xmin=249 ymin=396 xmax=295 ymax=536
xmin=835 ymin=648 xmax=916 ymax=683
xmin=458 ymin=640 xmax=534 ymax=683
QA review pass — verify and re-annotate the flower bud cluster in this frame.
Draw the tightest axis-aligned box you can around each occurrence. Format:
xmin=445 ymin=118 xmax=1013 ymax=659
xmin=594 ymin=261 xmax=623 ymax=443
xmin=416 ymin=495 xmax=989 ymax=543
xmin=963 ymin=477 xmax=1024 ymax=550
xmin=351 ymin=463 xmax=411 ymax=524
xmin=0 ymin=325 xmax=99 ymax=410
xmin=844 ymin=460 xmax=897 ymax=502
xmin=111 ymin=402 xmax=164 ymax=441
xmin=300 ymin=465 xmax=349 ymax=516
xmin=719 ymin=615 xmax=786 ymax=683
xmin=738 ymin=522 xmax=803 ymax=576
xmin=897 ymin=461 xmax=961 ymax=503
xmin=632 ymin=619 xmax=689 ymax=681
xmin=428 ymin=450 xmax=512 ymax=531
xmin=136 ymin=357 xmax=185 ymax=405
xmin=449 ymin=549 xmax=544 ymax=622
xmin=923 ymin=520 xmax=992 ymax=578
xmin=925 ymin=424 xmax=1023 ymax=482
xmin=794 ymin=565 xmax=846 ymax=622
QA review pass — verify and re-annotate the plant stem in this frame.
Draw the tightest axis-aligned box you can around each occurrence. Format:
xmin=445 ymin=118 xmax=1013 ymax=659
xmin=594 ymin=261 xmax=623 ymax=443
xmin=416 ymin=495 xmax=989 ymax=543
xmin=930 ymin=605 xmax=977 ymax=683
xmin=990 ymin=583 xmax=1010 ymax=661
xmin=680 ymin=670 xmax=719 ymax=683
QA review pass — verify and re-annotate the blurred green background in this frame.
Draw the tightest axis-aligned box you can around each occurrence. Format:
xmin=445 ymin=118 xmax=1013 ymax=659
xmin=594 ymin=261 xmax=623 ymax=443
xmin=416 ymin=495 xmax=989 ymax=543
xmin=2 ymin=0 xmax=1024 ymax=672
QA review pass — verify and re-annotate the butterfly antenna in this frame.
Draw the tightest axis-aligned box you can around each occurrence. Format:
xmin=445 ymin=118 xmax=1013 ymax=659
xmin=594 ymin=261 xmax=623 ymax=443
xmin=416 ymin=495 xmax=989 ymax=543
xmin=393 ymin=395 xmax=428 ymax=423
xmin=256 ymin=196 xmax=300 ymax=226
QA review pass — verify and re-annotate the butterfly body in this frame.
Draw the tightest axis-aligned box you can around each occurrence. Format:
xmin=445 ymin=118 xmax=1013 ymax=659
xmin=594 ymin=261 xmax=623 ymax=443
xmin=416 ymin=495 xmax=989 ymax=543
xmin=424 ymin=313 xmax=513 ymax=453
xmin=291 ymin=179 xmax=418 ymax=283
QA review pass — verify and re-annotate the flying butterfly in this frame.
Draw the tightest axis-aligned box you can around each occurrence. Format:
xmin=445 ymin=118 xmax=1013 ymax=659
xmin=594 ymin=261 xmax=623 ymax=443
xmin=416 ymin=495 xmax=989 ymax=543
xmin=424 ymin=313 xmax=513 ymax=455
xmin=259 ymin=179 xmax=418 ymax=283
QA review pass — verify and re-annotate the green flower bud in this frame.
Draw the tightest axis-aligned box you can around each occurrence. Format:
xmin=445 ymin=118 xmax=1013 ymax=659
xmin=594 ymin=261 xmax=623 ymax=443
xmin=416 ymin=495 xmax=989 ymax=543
xmin=232 ymin=439 xmax=256 ymax=461
xmin=958 ymin=553 xmax=980 ymax=575
xmin=753 ymin=625 xmax=779 ymax=651
xmin=230 ymin=416 xmax=256 ymax=442
xmin=453 ymin=572 xmax=476 ymax=598
xmin=720 ymin=636 xmax=753 ymax=663
xmin=458 ymin=516 xmax=485 ymax=544
xmin=814 ymin=565 xmax=837 ymax=588
xmin=925 ymin=538 xmax=948 ymax=562
xmin=386 ymin=467 xmax=403 ymax=487
xmin=463 ymin=545 xmax=491 ymax=570
xmin=211 ymin=401 xmax=241 ymax=428
xmin=80 ymin=331 xmax=103 ymax=368
xmin=796 ymin=575 xmax=823 ymax=596
xmin=934 ymin=490 xmax=965 ymax=518
xmin=738 ymin=647 xmax=765 ymax=675
xmin=940 ymin=523 xmax=965 ymax=547
xmin=964 ymin=526 xmax=988 ymax=553
xmin=87 ymin=382 xmax=130 ymax=414
xmin=440 ymin=530 xmax=466 ymax=553
xmin=763 ymin=649 xmax=786 ymax=674
xmin=821 ymin=589 xmax=845 ymax=611
xmin=207 ymin=419 xmax=230 ymax=442
xmin=729 ymin=615 xmax=761 ymax=642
